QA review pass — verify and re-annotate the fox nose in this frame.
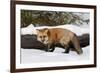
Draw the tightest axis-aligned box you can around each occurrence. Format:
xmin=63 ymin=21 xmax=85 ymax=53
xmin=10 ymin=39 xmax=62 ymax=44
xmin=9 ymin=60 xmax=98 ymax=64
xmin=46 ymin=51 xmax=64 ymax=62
xmin=41 ymin=40 xmax=45 ymax=42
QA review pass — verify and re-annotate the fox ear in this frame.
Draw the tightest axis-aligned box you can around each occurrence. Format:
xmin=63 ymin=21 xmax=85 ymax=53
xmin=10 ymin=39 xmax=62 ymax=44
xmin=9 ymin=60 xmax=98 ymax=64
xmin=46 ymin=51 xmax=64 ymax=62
xmin=44 ymin=28 xmax=50 ymax=36
xmin=36 ymin=29 xmax=40 ymax=33
xmin=44 ymin=28 xmax=49 ymax=33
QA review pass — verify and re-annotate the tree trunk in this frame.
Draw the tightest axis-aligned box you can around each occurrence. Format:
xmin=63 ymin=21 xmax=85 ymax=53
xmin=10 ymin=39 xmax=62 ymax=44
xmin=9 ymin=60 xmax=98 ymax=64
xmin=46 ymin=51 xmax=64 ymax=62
xmin=21 ymin=34 xmax=89 ymax=51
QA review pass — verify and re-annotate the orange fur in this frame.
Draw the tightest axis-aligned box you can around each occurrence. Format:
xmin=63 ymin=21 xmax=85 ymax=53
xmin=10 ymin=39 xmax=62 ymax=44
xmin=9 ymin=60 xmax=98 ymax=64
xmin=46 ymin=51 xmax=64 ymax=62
xmin=36 ymin=28 xmax=83 ymax=54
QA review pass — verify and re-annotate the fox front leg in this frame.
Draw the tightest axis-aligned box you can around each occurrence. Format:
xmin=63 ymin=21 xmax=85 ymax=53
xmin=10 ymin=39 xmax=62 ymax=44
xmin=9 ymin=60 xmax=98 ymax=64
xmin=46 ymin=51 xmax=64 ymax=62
xmin=49 ymin=45 xmax=55 ymax=52
xmin=46 ymin=44 xmax=55 ymax=52
xmin=45 ymin=44 xmax=51 ymax=52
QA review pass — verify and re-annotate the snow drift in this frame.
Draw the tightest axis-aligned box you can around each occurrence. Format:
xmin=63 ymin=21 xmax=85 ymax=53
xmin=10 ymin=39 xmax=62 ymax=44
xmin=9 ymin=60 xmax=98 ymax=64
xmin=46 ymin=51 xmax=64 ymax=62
xmin=21 ymin=24 xmax=89 ymax=36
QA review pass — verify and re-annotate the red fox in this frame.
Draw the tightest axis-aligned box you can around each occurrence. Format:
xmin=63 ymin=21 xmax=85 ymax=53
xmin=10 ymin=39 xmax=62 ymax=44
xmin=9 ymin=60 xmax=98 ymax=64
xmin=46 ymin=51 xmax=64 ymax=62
xmin=36 ymin=28 xmax=83 ymax=54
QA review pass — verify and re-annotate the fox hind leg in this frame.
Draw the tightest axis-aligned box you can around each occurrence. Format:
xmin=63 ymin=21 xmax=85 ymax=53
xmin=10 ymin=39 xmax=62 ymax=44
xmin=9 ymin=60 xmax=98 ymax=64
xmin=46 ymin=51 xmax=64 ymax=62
xmin=61 ymin=43 xmax=70 ymax=53
xmin=60 ymin=38 xmax=70 ymax=54
xmin=63 ymin=45 xmax=70 ymax=53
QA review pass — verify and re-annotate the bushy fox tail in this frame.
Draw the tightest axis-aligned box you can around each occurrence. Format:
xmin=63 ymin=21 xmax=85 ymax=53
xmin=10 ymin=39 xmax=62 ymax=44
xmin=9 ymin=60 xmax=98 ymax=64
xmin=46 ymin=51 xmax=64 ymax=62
xmin=71 ymin=34 xmax=83 ymax=54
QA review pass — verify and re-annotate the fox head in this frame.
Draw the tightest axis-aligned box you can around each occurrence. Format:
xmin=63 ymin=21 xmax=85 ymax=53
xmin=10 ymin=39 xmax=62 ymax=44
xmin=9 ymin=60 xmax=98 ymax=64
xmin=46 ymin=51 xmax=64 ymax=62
xmin=36 ymin=28 xmax=50 ymax=44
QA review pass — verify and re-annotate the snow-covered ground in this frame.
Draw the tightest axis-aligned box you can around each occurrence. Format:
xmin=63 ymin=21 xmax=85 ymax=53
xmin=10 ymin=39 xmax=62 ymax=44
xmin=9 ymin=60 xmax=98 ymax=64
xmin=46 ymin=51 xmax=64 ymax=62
xmin=21 ymin=46 xmax=90 ymax=64
xmin=21 ymin=24 xmax=90 ymax=64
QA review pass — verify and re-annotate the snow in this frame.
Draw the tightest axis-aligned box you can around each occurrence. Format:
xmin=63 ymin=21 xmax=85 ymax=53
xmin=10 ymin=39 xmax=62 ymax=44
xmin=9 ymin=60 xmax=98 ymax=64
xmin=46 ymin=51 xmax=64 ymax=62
xmin=21 ymin=24 xmax=90 ymax=64
xmin=21 ymin=46 xmax=90 ymax=64
xmin=21 ymin=24 xmax=35 ymax=35
xmin=72 ymin=13 xmax=90 ymax=20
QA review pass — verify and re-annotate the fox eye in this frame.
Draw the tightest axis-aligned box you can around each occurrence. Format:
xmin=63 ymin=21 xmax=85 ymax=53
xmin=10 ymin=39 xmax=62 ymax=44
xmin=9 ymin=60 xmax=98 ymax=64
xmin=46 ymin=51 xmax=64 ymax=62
xmin=39 ymin=36 xmax=42 ymax=38
xmin=43 ymin=35 xmax=46 ymax=38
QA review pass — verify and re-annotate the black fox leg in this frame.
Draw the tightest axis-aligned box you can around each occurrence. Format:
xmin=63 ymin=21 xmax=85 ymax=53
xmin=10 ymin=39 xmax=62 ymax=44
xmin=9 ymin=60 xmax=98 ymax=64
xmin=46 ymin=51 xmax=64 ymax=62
xmin=64 ymin=46 xmax=70 ymax=53
xmin=45 ymin=44 xmax=50 ymax=52
xmin=49 ymin=45 xmax=55 ymax=52
xmin=60 ymin=42 xmax=70 ymax=53
xmin=45 ymin=45 xmax=48 ymax=52
xmin=76 ymin=48 xmax=83 ymax=54
xmin=45 ymin=44 xmax=52 ymax=52
xmin=64 ymin=47 xmax=70 ymax=53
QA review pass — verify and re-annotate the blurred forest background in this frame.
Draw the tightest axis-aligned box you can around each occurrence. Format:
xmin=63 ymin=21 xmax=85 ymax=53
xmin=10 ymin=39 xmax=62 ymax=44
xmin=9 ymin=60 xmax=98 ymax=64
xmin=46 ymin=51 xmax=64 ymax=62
xmin=21 ymin=10 xmax=90 ymax=28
